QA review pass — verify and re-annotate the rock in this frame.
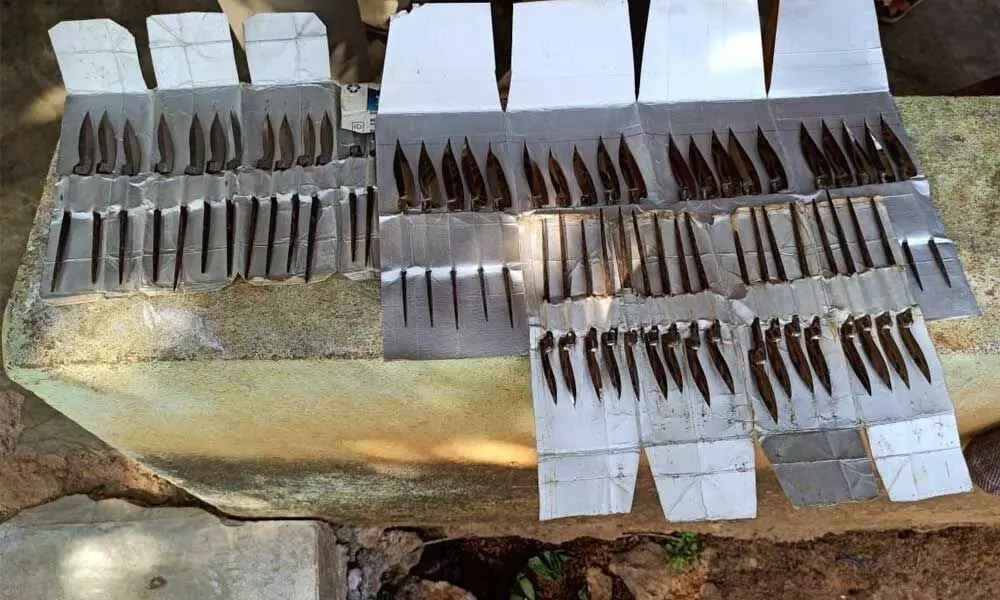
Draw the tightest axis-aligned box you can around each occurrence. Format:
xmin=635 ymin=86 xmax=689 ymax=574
xmin=585 ymin=567 xmax=614 ymax=600
xmin=965 ymin=425 xmax=1000 ymax=494
xmin=394 ymin=578 xmax=476 ymax=600
xmin=700 ymin=582 xmax=722 ymax=600
xmin=609 ymin=541 xmax=708 ymax=600
xmin=350 ymin=530 xmax=425 ymax=600
xmin=0 ymin=389 xmax=24 ymax=457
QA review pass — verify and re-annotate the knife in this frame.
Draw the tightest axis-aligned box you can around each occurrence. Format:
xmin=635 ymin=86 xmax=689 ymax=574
xmin=783 ymin=315 xmax=814 ymax=393
xmin=756 ymin=126 xmax=788 ymax=193
xmin=548 ymin=151 xmax=572 ymax=208
xmin=857 ymin=315 xmax=892 ymax=390
xmin=870 ymin=198 xmax=896 ymax=266
xmin=558 ymin=214 xmax=571 ymax=301
xmin=485 ymin=144 xmax=512 ymax=212
xmin=441 ymin=140 xmax=465 ymax=212
xmin=928 ymin=237 xmax=952 ymax=287
xmin=317 ymin=112 xmax=334 ymax=166
xmin=727 ymin=128 xmax=762 ymax=196
xmin=842 ymin=121 xmax=877 ymax=185
xmin=599 ymin=208 xmax=615 ymax=295
xmin=805 ymin=316 xmax=833 ymax=395
xmin=749 ymin=318 xmax=779 ymax=421
xmin=840 ymin=316 xmax=872 ymax=395
xmin=800 ymin=123 xmax=832 ymax=189
xmin=644 ymin=326 xmax=671 ymax=400
xmin=596 ymin=137 xmax=622 ymax=204
xmin=685 ymin=322 xmax=711 ymax=405
xmin=523 ymin=143 xmax=548 ymax=209
xmin=685 ymin=213 xmax=710 ymax=292
xmin=820 ymin=120 xmax=854 ymax=188
xmin=580 ymin=217 xmax=593 ymax=297
xmin=96 ymin=111 xmax=117 ymax=175
xmin=618 ymin=134 xmax=647 ymax=203
xmin=689 ymin=137 xmax=720 ymax=200
xmin=875 ymin=311 xmax=909 ymax=388
xmin=901 ymin=239 xmax=922 ymax=290
xmin=73 ymin=113 xmax=95 ymax=175
xmin=674 ymin=215 xmax=691 ymax=294
xmin=632 ymin=211 xmax=651 ymax=295
xmin=155 ymin=115 xmax=173 ymax=175
xmin=880 ymin=115 xmax=918 ymax=179
xmin=91 ymin=211 xmax=102 ymax=284
xmin=173 ymin=204 xmax=188 ymax=290
xmin=207 ymin=113 xmax=227 ymax=174
xmin=826 ymin=193 xmax=857 ymax=275
xmin=287 ymin=194 xmax=299 ymax=273
xmin=572 ymin=146 xmax=598 ymax=206
xmin=274 ymin=116 xmax=295 ymax=170
xmin=152 ymin=209 xmax=162 ymax=283
xmin=265 ymin=196 xmax=278 ymax=276
xmin=706 ymin=320 xmax=735 ymax=394
xmin=184 ymin=115 xmax=205 ymax=176
xmin=122 ymin=119 xmax=141 ymax=176
xmin=602 ymin=329 xmax=622 ymax=398
xmin=789 ymin=203 xmax=810 ymax=278
xmin=896 ymin=308 xmax=932 ymax=384
xmin=710 ymin=131 xmax=740 ymax=197
xmin=661 ymin=323 xmax=685 ymax=392
xmin=393 ymin=140 xmax=415 ymax=212
xmin=761 ymin=207 xmax=788 ymax=282
xmin=616 ymin=207 xmax=633 ymax=290
xmin=541 ymin=218 xmax=551 ymax=303
xmin=245 ymin=197 xmax=259 ymax=277
xmin=864 ymin=119 xmax=896 ymax=183
xmin=653 ymin=215 xmax=671 ymax=295
xmin=296 ymin=115 xmax=315 ymax=167
xmin=226 ymin=198 xmax=235 ymax=278
xmin=812 ymin=199 xmax=838 ymax=275
xmin=624 ymin=330 xmax=641 ymax=401
xmin=227 ymin=111 xmax=242 ymax=170
xmin=732 ymin=214 xmax=751 ymax=285
xmin=585 ymin=327 xmax=604 ymax=399
xmin=461 ymin=137 xmax=487 ymax=211
xmin=846 ymin=198 xmax=874 ymax=270
xmin=539 ymin=331 xmax=558 ymax=403
xmin=256 ymin=115 xmax=275 ymax=170
xmin=201 ymin=200 xmax=212 ymax=274
xmin=749 ymin=206 xmax=771 ymax=282
xmin=418 ymin=142 xmax=441 ymax=212
xmin=765 ymin=318 xmax=792 ymax=398
xmin=117 ymin=208 xmax=128 ymax=285
xmin=668 ymin=135 xmax=697 ymax=201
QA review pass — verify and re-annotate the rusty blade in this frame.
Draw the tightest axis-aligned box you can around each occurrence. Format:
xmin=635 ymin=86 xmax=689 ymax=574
xmin=451 ymin=268 xmax=459 ymax=330
xmin=96 ymin=111 xmax=117 ymax=175
xmin=317 ymin=112 xmax=334 ymax=166
xmin=485 ymin=144 xmax=512 ymax=211
xmin=572 ymin=146 xmax=597 ymax=206
xmin=425 ymin=268 xmax=434 ymax=327
xmin=805 ymin=316 xmax=832 ymax=395
xmin=864 ymin=119 xmax=896 ymax=183
xmin=201 ymin=201 xmax=212 ymax=274
xmin=265 ymin=196 xmax=278 ymax=276
xmin=765 ymin=318 xmax=792 ymax=398
xmin=820 ymin=120 xmax=854 ymax=187
xmin=667 ymin=135 xmax=697 ymax=201
xmin=441 ymin=140 xmax=465 ymax=212
xmin=256 ymin=115 xmax=275 ymax=170
xmin=826 ymin=193 xmax=857 ymax=275
xmin=541 ymin=219 xmax=551 ymax=303
xmin=847 ymin=198 xmax=874 ymax=270
xmin=631 ymin=211 xmax=650 ymax=295
xmin=685 ymin=322 xmax=710 ymax=405
xmin=418 ymin=142 xmax=440 ymax=211
xmin=842 ymin=121 xmax=877 ymax=185
xmin=523 ymin=144 xmax=548 ymax=209
xmin=393 ymin=141 xmax=415 ymax=212
xmin=880 ymin=115 xmax=918 ymax=179
xmin=539 ymin=331 xmax=558 ymax=403
xmin=685 ymin=213 xmax=709 ymax=292
xmin=789 ymin=203 xmax=810 ymax=277
xmin=601 ymin=329 xmax=622 ymax=398
xmin=274 ymin=116 xmax=294 ymax=170
xmin=207 ymin=113 xmax=227 ymax=174
xmin=225 ymin=198 xmax=235 ymax=278
xmin=749 ymin=207 xmax=770 ymax=282
xmin=461 ymin=137 xmax=487 ymax=211
xmin=599 ymin=209 xmax=615 ymax=295
xmin=653 ymin=215 xmax=671 ymax=295
xmin=558 ymin=214 xmax=570 ymax=301
xmin=761 ymin=207 xmax=788 ymax=282
xmin=928 ymin=237 xmax=952 ymax=287
xmin=400 ymin=269 xmax=409 ymax=327
xmin=585 ymin=328 xmax=604 ymax=399
xmin=616 ymin=208 xmax=633 ymax=290
xmin=295 ymin=115 xmax=315 ymax=167
xmin=245 ymin=197 xmax=259 ymax=277
xmin=558 ymin=331 xmax=578 ymax=404
xmin=478 ymin=267 xmax=488 ymax=322
xmin=288 ymin=194 xmax=300 ymax=273
xmin=117 ymin=208 xmax=128 ymax=285
xmin=857 ymin=315 xmax=892 ymax=390
xmin=152 ymin=209 xmax=162 ymax=283
xmin=901 ymin=240 xmax=922 ymax=290
xmin=661 ymin=324 xmax=684 ymax=392
xmin=91 ymin=211 xmax=102 ymax=284
xmin=548 ymin=151 xmax=572 ymax=208
xmin=897 ymin=308 xmax=931 ymax=384
xmin=840 ymin=316 xmax=872 ymax=395
xmin=749 ymin=346 xmax=779 ymax=422
xmin=365 ymin=186 xmax=375 ymax=267
xmin=183 ymin=115 xmax=205 ymax=176
xmin=644 ymin=326 xmax=670 ymax=400
xmin=732 ymin=215 xmax=751 ymax=285
xmin=674 ymin=215 xmax=691 ymax=294
xmin=870 ymin=198 xmax=896 ymax=266
xmin=756 ymin=126 xmax=788 ymax=193
xmin=800 ymin=123 xmax=832 ymax=189
xmin=876 ymin=312 xmax=909 ymax=388
xmin=173 ymin=204 xmax=188 ymax=290
xmin=73 ymin=113 xmax=95 ymax=175
xmin=812 ymin=199 xmax=838 ymax=275
xmin=618 ymin=134 xmax=646 ymax=203
xmin=349 ymin=190 xmax=359 ymax=263
xmin=580 ymin=218 xmax=593 ymax=297
xmin=727 ymin=129 xmax=762 ymax=195
xmin=227 ymin=111 xmax=242 ymax=170
xmin=689 ymin=138 xmax=720 ymax=200
xmin=783 ymin=315 xmax=813 ymax=393
xmin=155 ymin=115 xmax=173 ymax=175
xmin=624 ymin=330 xmax=641 ymax=400
xmin=596 ymin=137 xmax=621 ymax=204
xmin=710 ymin=131 xmax=740 ymax=197
xmin=122 ymin=119 xmax=141 ymax=176
xmin=706 ymin=320 xmax=734 ymax=394
xmin=502 ymin=265 xmax=514 ymax=328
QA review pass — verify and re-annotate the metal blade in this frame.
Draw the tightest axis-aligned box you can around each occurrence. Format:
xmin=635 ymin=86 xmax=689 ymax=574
xmin=756 ymin=126 xmax=788 ymax=193
xmin=876 ymin=312 xmax=909 ymax=388
xmin=441 ymin=140 xmax=465 ymax=211
xmin=539 ymin=331 xmax=558 ymax=403
xmin=558 ymin=331 xmax=578 ymax=404
xmin=805 ymin=317 xmax=832 ymax=395
xmin=572 ymin=146 xmax=597 ymax=206
xmin=117 ymin=208 xmax=128 ymax=285
xmin=667 ymin=135 xmax=697 ymax=201
xmin=749 ymin=346 xmax=779 ymax=422
xmin=685 ymin=213 xmax=709 ymax=292
xmin=502 ymin=265 xmax=514 ymax=328
xmin=840 ymin=316 xmax=872 ymax=396
xmin=548 ymin=151 xmax=572 ymax=208
xmin=265 ymin=196 xmax=278 ymax=276
xmin=599 ymin=209 xmax=615 ymax=295
xmin=732 ymin=216 xmax=751 ymax=285
xmin=486 ymin=144 xmax=512 ymax=212
xmin=155 ymin=115 xmax=173 ymax=175
xmin=706 ymin=320 xmax=735 ymax=394
xmin=602 ymin=329 xmax=622 ymax=398
xmin=256 ymin=115 xmax=275 ymax=170
xmin=226 ymin=198 xmax=235 ymax=278
xmin=870 ymin=198 xmax=896 ymax=266
xmin=662 ymin=324 xmax=685 ymax=392
xmin=349 ymin=190 xmax=358 ymax=263
xmin=689 ymin=138 xmax=720 ymax=200
xmin=580 ymin=218 xmax=593 ymax=297
xmin=618 ymin=134 xmax=646 ymax=203
xmin=227 ymin=111 xmax=242 ymax=170
xmin=173 ymin=204 xmax=188 ymax=290
xmin=857 ymin=315 xmax=892 ymax=390
xmin=184 ymin=115 xmax=205 ymax=176
xmin=643 ymin=326 xmax=670 ymax=400
xmin=96 ymin=111 xmax=117 ymax=174
xmin=558 ymin=214 xmax=570 ymax=301
xmin=761 ymin=207 xmax=788 ymax=282
xmin=880 ymin=115 xmax=918 ymax=179
xmin=749 ymin=206 xmax=771 ymax=282
xmin=783 ymin=315 xmax=813 ymax=393
xmin=820 ymin=120 xmax=854 ymax=187
xmin=296 ymin=115 xmax=315 ymax=167
xmin=317 ymin=112 xmax=334 ymax=166
xmin=451 ymin=268 xmax=459 ymax=330
xmin=632 ymin=211 xmax=650 ymax=295
xmin=812 ymin=199 xmax=838 ymax=275
xmin=201 ymin=201 xmax=212 ymax=274
xmin=727 ymin=129 xmax=762 ymax=195
xmin=765 ymin=318 xmax=792 ymax=398
xmin=864 ymin=119 xmax=896 ymax=183
xmin=401 ymin=269 xmax=409 ymax=326
xmin=152 ymin=209 xmax=162 ymax=284
xmin=393 ymin=140 xmax=415 ymax=212
xmin=418 ymin=142 xmax=440 ymax=211
xmin=799 ymin=123 xmax=832 ymax=189
xmin=842 ymin=121 xmax=877 ymax=185
xmin=897 ymin=309 xmax=931 ymax=384
xmin=523 ymin=143 xmax=548 ymax=209
xmin=624 ymin=330 xmax=641 ymax=400
xmin=478 ymin=266 xmax=488 ymax=322
xmin=122 ymin=119 xmax=141 ymax=176
xmin=364 ymin=187 xmax=375 ymax=267
xmin=73 ymin=113 xmax=95 ymax=175
xmin=91 ymin=211 xmax=102 ymax=284
xmin=847 ymin=198 xmax=874 ymax=269
xmin=288 ymin=194 xmax=299 ymax=273
xmin=710 ymin=131 xmax=740 ymax=197
xmin=596 ymin=137 xmax=622 ymax=204
xmin=461 ymin=137 xmax=487 ymax=211
xmin=616 ymin=208 xmax=633 ymax=290
xmin=425 ymin=268 xmax=434 ymax=327
xmin=928 ymin=237 xmax=952 ymax=287
xmin=274 ymin=116 xmax=294 ymax=170
xmin=245 ymin=197 xmax=259 ymax=277
xmin=901 ymin=240 xmax=922 ymax=290
xmin=685 ymin=322 xmax=710 ymax=405
xmin=789 ymin=203 xmax=810 ymax=277
xmin=653 ymin=215 xmax=671 ymax=295
xmin=207 ymin=113 xmax=227 ymax=173
xmin=541 ymin=219 xmax=551 ymax=303
xmin=674 ymin=215 xmax=691 ymax=294
xmin=585 ymin=328 xmax=604 ymax=399
xmin=826 ymin=193 xmax=857 ymax=274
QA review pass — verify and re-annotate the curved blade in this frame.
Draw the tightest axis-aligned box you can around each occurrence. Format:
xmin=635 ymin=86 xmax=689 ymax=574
xmin=799 ymin=123 xmax=832 ymax=189
xmin=91 ymin=211 xmax=102 ymax=284
xmin=152 ymin=209 xmax=162 ymax=283
xmin=901 ymin=239 xmax=922 ymax=289
xmin=596 ymin=137 xmax=621 ymax=204
xmin=288 ymin=194 xmax=300 ymax=273
xmin=847 ymin=199 xmax=874 ymax=269
xmin=558 ymin=331 xmax=578 ymax=404
xmin=601 ymin=329 xmax=622 ymax=398
xmin=502 ymin=265 xmax=514 ymax=328
xmin=349 ymin=191 xmax=358 ymax=264
xmin=750 ymin=206 xmax=770 ymax=282
xmin=897 ymin=309 xmax=931 ymax=384
xmin=826 ymin=194 xmax=857 ymax=274
xmin=710 ymin=131 xmax=740 ymax=197
xmin=461 ymin=138 xmax=487 ymax=211
xmin=486 ymin=144 xmax=511 ymax=212
xmin=441 ymin=140 xmax=465 ymax=211
xmin=580 ymin=218 xmax=593 ymax=297
xmin=599 ymin=209 xmax=615 ymax=295
xmin=539 ymin=331 xmax=558 ymax=403
xmin=870 ymin=198 xmax=896 ymax=266
xmin=732 ymin=216 xmax=751 ymax=285
xmin=400 ymin=269 xmax=409 ymax=326
xmin=880 ymin=115 xmax=917 ymax=179
xmin=756 ymin=126 xmax=788 ymax=193
xmin=227 ymin=111 xmax=243 ymax=170
xmin=749 ymin=347 xmax=779 ymax=422
xmin=667 ymin=135 xmax=697 ymax=201
xmin=122 ymin=119 xmax=141 ymax=176
xmin=765 ymin=318 xmax=792 ymax=398
xmin=706 ymin=320 xmax=734 ymax=394
xmin=684 ymin=323 xmax=710 ymax=405
xmin=632 ymin=211 xmax=650 ymax=295
xmin=173 ymin=204 xmax=188 ymax=290
xmin=96 ymin=111 xmax=117 ymax=174
xmin=425 ymin=269 xmax=434 ymax=327
xmin=201 ymin=201 xmax=212 ymax=274
xmin=296 ymin=115 xmax=316 ymax=167
xmin=840 ymin=316 xmax=872 ymax=395
xmin=155 ymin=115 xmax=173 ymax=175
xmin=256 ymin=115 xmax=275 ymax=170
xmin=928 ymin=237 xmax=951 ymax=287
xmin=653 ymin=215 xmax=671 ymax=295
xmin=618 ymin=134 xmax=646 ymax=203
xmin=864 ymin=119 xmax=896 ymax=183
xmin=541 ymin=219 xmax=551 ymax=303
xmin=761 ymin=208 xmax=787 ymax=282
xmin=689 ymin=138 xmax=719 ymax=200
xmin=876 ymin=312 xmax=909 ymax=388
xmin=674 ymin=215 xmax=691 ymax=294
xmin=558 ymin=214 xmax=570 ymax=300
xmin=117 ymin=208 xmax=128 ymax=285
xmin=548 ymin=151 xmax=572 ymax=207
xmin=274 ymin=116 xmax=295 ymax=170
xmin=643 ymin=326 xmax=670 ymax=400
xmin=783 ymin=315 xmax=813 ymax=393
xmin=585 ymin=328 xmax=604 ymax=399
xmin=184 ymin=115 xmax=205 ymax=175
xmin=226 ymin=199 xmax=235 ymax=278
xmin=451 ymin=268 xmax=460 ymax=330
xmin=317 ymin=112 xmax=334 ymax=166
xmin=820 ymin=120 xmax=854 ymax=187
xmin=685 ymin=213 xmax=709 ymax=292
xmin=245 ymin=197 xmax=259 ymax=277
xmin=857 ymin=315 xmax=892 ymax=390
xmin=572 ymin=146 xmax=597 ymax=206
xmin=266 ymin=196 xmax=279 ymax=276
xmin=661 ymin=324 xmax=685 ymax=392
xmin=523 ymin=144 xmax=548 ymax=209
xmin=615 ymin=208 xmax=632 ymax=290
xmin=207 ymin=114 xmax=227 ymax=174
xmin=727 ymin=129 xmax=762 ymax=195
xmin=624 ymin=330 xmax=641 ymax=400
xmin=304 ymin=196 xmax=319 ymax=282
xmin=789 ymin=203 xmax=810 ymax=277
xmin=73 ymin=113 xmax=95 ymax=175
xmin=805 ymin=317 xmax=832 ymax=395
xmin=393 ymin=140 xmax=415 ymax=212
xmin=418 ymin=142 xmax=440 ymax=212
xmin=842 ymin=121 xmax=877 ymax=185
xmin=812 ymin=199 xmax=838 ymax=275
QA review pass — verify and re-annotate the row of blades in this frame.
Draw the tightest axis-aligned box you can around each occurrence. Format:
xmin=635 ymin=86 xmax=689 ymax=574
xmin=72 ymin=111 xmax=142 ymax=176
xmin=799 ymin=117 xmax=917 ymax=190
xmin=49 ymin=189 xmax=375 ymax=292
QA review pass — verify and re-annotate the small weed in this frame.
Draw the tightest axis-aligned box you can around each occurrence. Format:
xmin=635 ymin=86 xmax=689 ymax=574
xmin=663 ymin=532 xmax=702 ymax=570
xmin=510 ymin=572 xmax=536 ymax=600
xmin=738 ymin=542 xmax=753 ymax=557
xmin=509 ymin=549 xmax=570 ymax=599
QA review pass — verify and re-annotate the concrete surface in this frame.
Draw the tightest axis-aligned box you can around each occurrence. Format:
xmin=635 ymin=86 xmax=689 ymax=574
xmin=0 ymin=495 xmax=344 ymax=600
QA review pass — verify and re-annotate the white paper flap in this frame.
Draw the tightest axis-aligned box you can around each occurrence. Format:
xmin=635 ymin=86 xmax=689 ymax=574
xmin=49 ymin=19 xmax=146 ymax=94
xmin=380 ymin=4 xmax=500 ymax=114
xmin=769 ymin=0 xmax=889 ymax=98
xmin=507 ymin=0 xmax=635 ymax=111
xmin=244 ymin=12 xmax=330 ymax=85
xmin=639 ymin=0 xmax=766 ymax=104
xmin=147 ymin=13 xmax=239 ymax=89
